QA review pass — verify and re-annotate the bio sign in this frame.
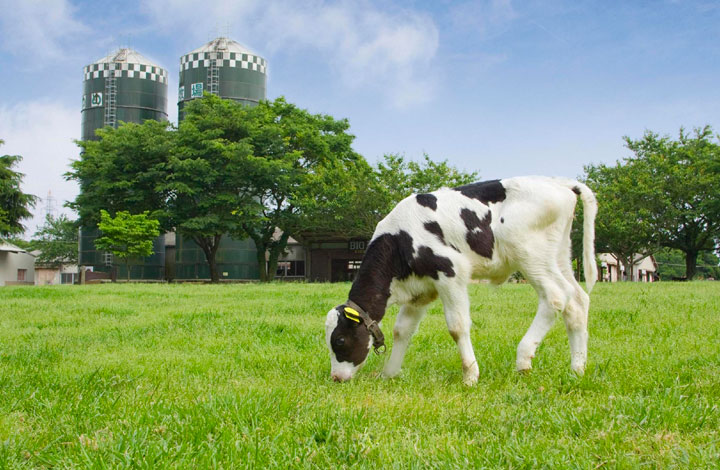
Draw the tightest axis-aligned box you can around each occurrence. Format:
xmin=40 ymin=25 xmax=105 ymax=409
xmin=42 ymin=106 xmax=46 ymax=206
xmin=349 ymin=240 xmax=367 ymax=253
xmin=191 ymin=82 xmax=203 ymax=98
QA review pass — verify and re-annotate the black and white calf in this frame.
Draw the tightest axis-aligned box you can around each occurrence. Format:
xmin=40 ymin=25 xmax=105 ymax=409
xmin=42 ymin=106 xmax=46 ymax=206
xmin=325 ymin=177 xmax=597 ymax=384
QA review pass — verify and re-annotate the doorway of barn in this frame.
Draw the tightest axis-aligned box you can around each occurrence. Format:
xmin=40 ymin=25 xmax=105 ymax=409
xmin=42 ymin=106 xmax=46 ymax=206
xmin=331 ymin=259 xmax=362 ymax=282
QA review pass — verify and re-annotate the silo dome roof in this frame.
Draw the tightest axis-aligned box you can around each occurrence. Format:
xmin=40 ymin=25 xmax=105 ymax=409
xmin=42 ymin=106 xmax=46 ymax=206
xmin=91 ymin=48 xmax=162 ymax=68
xmin=180 ymin=37 xmax=266 ymax=74
xmin=84 ymin=48 xmax=168 ymax=83
xmin=186 ymin=37 xmax=260 ymax=57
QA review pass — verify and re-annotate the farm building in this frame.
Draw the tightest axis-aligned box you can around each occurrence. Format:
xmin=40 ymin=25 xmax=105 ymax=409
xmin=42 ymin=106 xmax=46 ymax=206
xmin=599 ymin=253 xmax=657 ymax=282
xmin=34 ymin=257 xmax=79 ymax=286
xmin=0 ymin=241 xmax=35 ymax=286
xmin=302 ymin=236 xmax=369 ymax=282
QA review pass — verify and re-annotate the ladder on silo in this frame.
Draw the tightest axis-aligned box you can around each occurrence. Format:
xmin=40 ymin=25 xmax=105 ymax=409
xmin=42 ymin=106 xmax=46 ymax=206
xmin=104 ymin=71 xmax=117 ymax=128
xmin=207 ymin=53 xmax=219 ymax=95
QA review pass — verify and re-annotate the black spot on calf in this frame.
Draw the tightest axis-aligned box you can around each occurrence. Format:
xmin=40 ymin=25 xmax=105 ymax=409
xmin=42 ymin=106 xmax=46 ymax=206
xmin=460 ymin=208 xmax=494 ymax=258
xmin=411 ymin=246 xmax=455 ymax=280
xmin=453 ymin=180 xmax=506 ymax=204
xmin=423 ymin=221 xmax=446 ymax=245
xmin=416 ymin=194 xmax=437 ymax=211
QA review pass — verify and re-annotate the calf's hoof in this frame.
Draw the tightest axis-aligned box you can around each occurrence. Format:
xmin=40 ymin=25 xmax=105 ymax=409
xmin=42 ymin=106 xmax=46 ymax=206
xmin=462 ymin=362 xmax=479 ymax=386
xmin=516 ymin=357 xmax=533 ymax=373
xmin=382 ymin=367 xmax=401 ymax=379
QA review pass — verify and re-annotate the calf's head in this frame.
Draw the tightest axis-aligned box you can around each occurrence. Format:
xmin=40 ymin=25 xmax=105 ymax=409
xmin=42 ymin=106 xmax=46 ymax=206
xmin=325 ymin=304 xmax=382 ymax=382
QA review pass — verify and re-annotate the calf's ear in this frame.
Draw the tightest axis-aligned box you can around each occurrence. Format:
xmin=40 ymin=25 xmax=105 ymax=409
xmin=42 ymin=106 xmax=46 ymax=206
xmin=342 ymin=306 xmax=362 ymax=324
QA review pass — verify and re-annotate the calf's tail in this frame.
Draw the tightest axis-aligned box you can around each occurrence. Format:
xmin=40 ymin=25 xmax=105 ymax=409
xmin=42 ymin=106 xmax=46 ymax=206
xmin=571 ymin=181 xmax=598 ymax=292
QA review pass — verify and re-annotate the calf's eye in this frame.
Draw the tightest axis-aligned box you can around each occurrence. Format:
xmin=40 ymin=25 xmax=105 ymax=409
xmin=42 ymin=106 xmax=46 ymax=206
xmin=335 ymin=337 xmax=345 ymax=347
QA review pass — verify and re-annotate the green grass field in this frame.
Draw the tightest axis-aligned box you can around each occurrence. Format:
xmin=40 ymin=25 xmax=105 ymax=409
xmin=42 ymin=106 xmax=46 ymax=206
xmin=1 ymin=282 xmax=718 ymax=469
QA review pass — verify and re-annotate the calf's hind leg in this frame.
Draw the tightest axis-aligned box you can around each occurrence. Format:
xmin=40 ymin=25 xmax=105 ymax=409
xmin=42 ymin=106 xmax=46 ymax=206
xmin=516 ymin=272 xmax=568 ymax=372
xmin=560 ymin=275 xmax=590 ymax=374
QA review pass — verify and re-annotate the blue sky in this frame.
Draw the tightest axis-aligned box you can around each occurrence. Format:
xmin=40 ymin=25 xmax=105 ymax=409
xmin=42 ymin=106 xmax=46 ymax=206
xmin=1 ymin=0 xmax=719 ymax=235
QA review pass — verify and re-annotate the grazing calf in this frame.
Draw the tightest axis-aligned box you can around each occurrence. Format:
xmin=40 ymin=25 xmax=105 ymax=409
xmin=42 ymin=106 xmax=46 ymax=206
xmin=325 ymin=177 xmax=597 ymax=384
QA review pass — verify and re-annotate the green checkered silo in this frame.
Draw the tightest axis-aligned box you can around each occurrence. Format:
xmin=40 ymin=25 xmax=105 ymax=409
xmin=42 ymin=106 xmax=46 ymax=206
xmin=177 ymin=37 xmax=267 ymax=120
xmin=81 ymin=48 xmax=168 ymax=140
xmin=175 ymin=37 xmax=267 ymax=280
xmin=79 ymin=49 xmax=168 ymax=280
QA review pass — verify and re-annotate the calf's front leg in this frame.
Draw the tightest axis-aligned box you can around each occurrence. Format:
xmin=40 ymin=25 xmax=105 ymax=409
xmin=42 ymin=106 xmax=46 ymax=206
xmin=438 ymin=283 xmax=479 ymax=386
xmin=383 ymin=304 xmax=426 ymax=378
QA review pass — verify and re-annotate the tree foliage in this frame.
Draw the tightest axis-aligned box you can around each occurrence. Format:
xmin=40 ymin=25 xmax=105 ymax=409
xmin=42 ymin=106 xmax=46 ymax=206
xmin=67 ymin=96 xmax=479 ymax=282
xmin=67 ymin=121 xmax=174 ymax=230
xmin=583 ymin=161 xmax=658 ymax=281
xmin=0 ymin=139 xmax=37 ymax=237
xmin=654 ymin=248 xmax=720 ymax=280
xmin=624 ymin=126 xmax=720 ymax=279
xmin=30 ymin=214 xmax=78 ymax=267
xmin=375 ymin=153 xmax=478 ymax=214
xmin=233 ymin=98 xmax=367 ymax=281
xmin=298 ymin=153 xmax=478 ymax=243
xmin=585 ymin=126 xmax=720 ymax=280
xmin=162 ymin=96 xmax=253 ymax=282
xmin=95 ymin=210 xmax=160 ymax=281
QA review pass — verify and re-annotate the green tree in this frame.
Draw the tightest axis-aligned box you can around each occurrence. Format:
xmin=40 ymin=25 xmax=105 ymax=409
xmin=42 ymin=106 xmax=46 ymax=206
xmin=295 ymin=156 xmax=383 ymax=240
xmin=63 ymin=95 xmax=479 ymax=283
xmin=233 ymin=98 xmax=368 ymax=281
xmin=94 ymin=210 xmax=160 ymax=281
xmin=30 ymin=214 xmax=78 ymax=267
xmin=654 ymin=248 xmax=720 ymax=280
xmin=624 ymin=126 xmax=720 ymax=279
xmin=163 ymin=96 xmax=253 ymax=283
xmin=375 ymin=153 xmax=478 ymax=214
xmin=1 ymin=139 xmax=37 ymax=237
xmin=583 ymin=161 xmax=658 ymax=281
xmin=67 ymin=120 xmax=174 ymax=230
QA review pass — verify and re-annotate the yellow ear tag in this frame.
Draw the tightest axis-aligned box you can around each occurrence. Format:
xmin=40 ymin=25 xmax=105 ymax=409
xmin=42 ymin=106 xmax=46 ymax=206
xmin=344 ymin=307 xmax=361 ymax=323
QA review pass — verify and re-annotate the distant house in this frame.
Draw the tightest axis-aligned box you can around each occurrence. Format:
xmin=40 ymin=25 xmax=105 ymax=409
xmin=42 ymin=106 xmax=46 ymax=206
xmin=0 ymin=241 xmax=36 ymax=286
xmin=34 ymin=260 xmax=79 ymax=285
xmin=599 ymin=253 xmax=657 ymax=282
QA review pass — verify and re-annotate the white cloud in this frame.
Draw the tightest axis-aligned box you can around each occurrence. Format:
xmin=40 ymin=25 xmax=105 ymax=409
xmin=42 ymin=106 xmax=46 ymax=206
xmin=0 ymin=0 xmax=90 ymax=63
xmin=0 ymin=101 xmax=80 ymax=236
xmin=142 ymin=0 xmax=439 ymax=107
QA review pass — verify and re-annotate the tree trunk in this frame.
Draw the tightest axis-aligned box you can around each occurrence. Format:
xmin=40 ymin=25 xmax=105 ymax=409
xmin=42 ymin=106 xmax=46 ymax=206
xmin=626 ymin=257 xmax=635 ymax=281
xmin=266 ymin=232 xmax=291 ymax=282
xmin=195 ymin=235 xmax=221 ymax=283
xmin=255 ymin=244 xmax=268 ymax=282
xmin=574 ymin=256 xmax=582 ymax=282
xmin=126 ymin=259 xmax=130 ymax=282
xmin=685 ymin=250 xmax=698 ymax=280
xmin=614 ymin=254 xmax=634 ymax=281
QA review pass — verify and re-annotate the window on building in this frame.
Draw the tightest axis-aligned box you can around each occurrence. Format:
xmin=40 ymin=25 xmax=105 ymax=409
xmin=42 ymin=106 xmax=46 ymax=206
xmin=276 ymin=260 xmax=305 ymax=277
xmin=61 ymin=273 xmax=77 ymax=284
xmin=17 ymin=269 xmax=27 ymax=281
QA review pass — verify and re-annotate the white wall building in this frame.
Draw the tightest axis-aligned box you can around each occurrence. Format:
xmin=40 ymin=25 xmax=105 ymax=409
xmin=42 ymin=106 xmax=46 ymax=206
xmin=35 ymin=263 xmax=79 ymax=285
xmin=0 ymin=241 xmax=36 ymax=286
xmin=599 ymin=253 xmax=657 ymax=282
